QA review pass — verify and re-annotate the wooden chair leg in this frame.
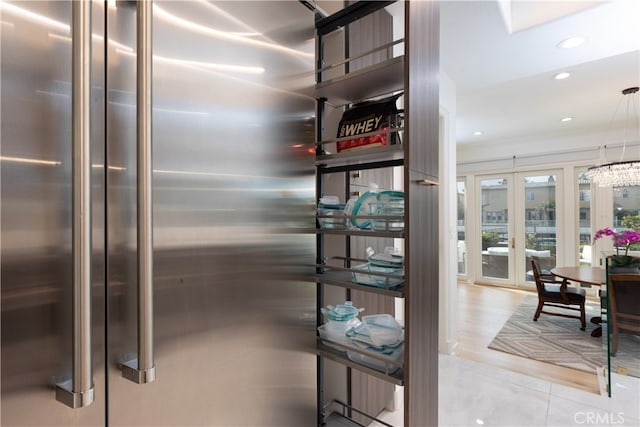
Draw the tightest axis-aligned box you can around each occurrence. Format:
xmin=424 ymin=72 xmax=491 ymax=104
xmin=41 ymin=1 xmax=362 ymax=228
xmin=534 ymin=301 xmax=544 ymax=321
xmin=611 ymin=327 xmax=618 ymax=356
xmin=579 ymin=303 xmax=586 ymax=331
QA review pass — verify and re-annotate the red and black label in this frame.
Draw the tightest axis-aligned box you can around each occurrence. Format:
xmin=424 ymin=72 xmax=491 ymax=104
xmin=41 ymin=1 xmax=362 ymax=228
xmin=336 ymin=94 xmax=402 ymax=153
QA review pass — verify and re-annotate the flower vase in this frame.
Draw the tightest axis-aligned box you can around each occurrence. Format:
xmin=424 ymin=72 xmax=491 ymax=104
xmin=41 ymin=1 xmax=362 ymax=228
xmin=608 ymin=255 xmax=640 ymax=274
xmin=610 ymin=255 xmax=633 ymax=268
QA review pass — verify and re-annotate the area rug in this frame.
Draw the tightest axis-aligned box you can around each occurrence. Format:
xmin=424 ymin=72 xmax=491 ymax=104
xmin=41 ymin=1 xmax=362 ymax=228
xmin=488 ymin=295 xmax=640 ymax=377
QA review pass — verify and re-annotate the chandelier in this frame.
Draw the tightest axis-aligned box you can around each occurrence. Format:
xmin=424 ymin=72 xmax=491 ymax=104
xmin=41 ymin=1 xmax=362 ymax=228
xmin=587 ymin=87 xmax=640 ymax=187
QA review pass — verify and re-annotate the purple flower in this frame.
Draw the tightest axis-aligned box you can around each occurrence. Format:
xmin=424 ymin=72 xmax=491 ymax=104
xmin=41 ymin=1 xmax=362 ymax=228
xmin=593 ymin=228 xmax=640 ymax=255
xmin=622 ymin=230 xmax=640 ymax=244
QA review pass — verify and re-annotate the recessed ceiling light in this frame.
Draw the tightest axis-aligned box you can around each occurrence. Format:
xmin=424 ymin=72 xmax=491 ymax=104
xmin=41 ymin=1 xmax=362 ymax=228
xmin=554 ymin=72 xmax=571 ymax=80
xmin=561 ymin=117 xmax=573 ymax=122
xmin=557 ymin=36 xmax=585 ymax=49
xmin=473 ymin=131 xmax=483 ymax=136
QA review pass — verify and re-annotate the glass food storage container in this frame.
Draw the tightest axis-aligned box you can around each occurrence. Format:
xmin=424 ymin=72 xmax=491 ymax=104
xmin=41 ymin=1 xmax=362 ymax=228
xmin=317 ymin=196 xmax=346 ymax=229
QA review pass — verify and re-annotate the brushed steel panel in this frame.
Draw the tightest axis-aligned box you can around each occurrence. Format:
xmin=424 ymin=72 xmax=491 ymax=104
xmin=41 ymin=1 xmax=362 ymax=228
xmin=1 ymin=1 xmax=106 ymax=424
xmin=405 ymin=3 xmax=440 ymax=425
xmin=107 ymin=2 xmax=316 ymax=425
xmin=406 ymin=0 xmax=440 ymax=179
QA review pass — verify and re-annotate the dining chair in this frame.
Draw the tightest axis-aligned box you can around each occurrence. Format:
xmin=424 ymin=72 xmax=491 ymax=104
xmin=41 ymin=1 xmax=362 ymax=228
xmin=531 ymin=259 xmax=587 ymax=330
xmin=607 ymin=273 xmax=640 ymax=356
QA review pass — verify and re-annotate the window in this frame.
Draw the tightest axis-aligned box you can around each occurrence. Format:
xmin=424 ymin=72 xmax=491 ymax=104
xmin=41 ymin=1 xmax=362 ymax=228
xmin=613 ymin=185 xmax=640 ymax=229
xmin=579 ymin=190 xmax=591 ymax=202
xmin=580 ymin=208 xmax=589 ymax=221
xmin=526 ymin=191 xmax=535 ymax=201
xmin=577 ymin=171 xmax=591 ymax=247
xmin=457 ymin=180 xmax=466 ymax=275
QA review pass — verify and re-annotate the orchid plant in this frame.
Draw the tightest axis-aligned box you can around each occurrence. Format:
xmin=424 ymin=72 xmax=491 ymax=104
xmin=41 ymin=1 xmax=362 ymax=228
xmin=593 ymin=227 xmax=640 ymax=256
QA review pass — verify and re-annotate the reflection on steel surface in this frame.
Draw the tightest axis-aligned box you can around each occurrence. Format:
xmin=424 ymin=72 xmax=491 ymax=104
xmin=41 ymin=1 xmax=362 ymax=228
xmin=1 ymin=0 xmax=316 ymax=425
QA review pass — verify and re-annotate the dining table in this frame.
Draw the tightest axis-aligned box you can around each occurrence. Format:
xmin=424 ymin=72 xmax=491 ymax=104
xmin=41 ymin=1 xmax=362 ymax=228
xmin=550 ymin=266 xmax=605 ymax=337
xmin=550 ymin=266 xmax=605 ymax=286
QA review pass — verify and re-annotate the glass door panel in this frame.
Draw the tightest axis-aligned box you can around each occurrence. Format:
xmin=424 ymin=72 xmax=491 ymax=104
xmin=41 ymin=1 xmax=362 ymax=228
xmin=480 ymin=177 xmax=512 ymax=281
xmin=609 ymin=185 xmax=640 ymax=385
xmin=457 ymin=180 xmax=467 ymax=275
xmin=613 ymin=185 xmax=640 ymax=231
xmin=522 ymin=174 xmax=558 ymax=282
xmin=578 ymin=170 xmax=592 ymax=266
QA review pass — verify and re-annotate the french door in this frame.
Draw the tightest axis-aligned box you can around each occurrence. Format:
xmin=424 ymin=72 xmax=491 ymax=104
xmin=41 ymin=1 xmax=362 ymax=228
xmin=477 ymin=170 xmax=562 ymax=287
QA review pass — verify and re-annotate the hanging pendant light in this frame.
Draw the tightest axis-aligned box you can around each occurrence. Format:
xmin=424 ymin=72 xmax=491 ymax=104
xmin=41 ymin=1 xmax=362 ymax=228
xmin=587 ymin=87 xmax=640 ymax=187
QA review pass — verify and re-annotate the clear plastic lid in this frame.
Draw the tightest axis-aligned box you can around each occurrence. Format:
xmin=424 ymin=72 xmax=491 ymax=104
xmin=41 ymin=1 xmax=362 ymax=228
xmin=319 ymin=195 xmax=340 ymax=205
xmin=366 ymin=246 xmax=404 ymax=267
xmin=321 ymin=301 xmax=364 ymax=321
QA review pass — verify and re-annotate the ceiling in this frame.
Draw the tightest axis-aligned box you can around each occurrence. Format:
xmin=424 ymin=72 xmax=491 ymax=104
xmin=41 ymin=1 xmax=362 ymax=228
xmin=438 ymin=0 xmax=640 ymax=145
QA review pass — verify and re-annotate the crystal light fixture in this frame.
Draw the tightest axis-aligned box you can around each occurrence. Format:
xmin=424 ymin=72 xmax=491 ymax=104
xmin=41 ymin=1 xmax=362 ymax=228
xmin=587 ymin=87 xmax=640 ymax=187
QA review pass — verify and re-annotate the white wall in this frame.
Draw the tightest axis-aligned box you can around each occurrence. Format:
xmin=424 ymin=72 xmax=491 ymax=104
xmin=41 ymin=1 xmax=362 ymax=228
xmin=439 ymin=71 xmax=457 ymax=355
xmin=458 ymin=128 xmax=639 ymax=174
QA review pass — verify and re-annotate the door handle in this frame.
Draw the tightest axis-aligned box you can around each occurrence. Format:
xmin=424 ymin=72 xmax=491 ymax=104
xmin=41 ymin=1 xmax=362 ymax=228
xmin=56 ymin=0 xmax=94 ymax=409
xmin=511 ymin=237 xmax=515 ymax=249
xmin=122 ymin=0 xmax=156 ymax=385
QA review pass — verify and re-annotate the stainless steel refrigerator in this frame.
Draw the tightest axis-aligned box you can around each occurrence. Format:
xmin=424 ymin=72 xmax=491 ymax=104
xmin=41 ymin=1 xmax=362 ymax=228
xmin=1 ymin=1 xmax=317 ymax=425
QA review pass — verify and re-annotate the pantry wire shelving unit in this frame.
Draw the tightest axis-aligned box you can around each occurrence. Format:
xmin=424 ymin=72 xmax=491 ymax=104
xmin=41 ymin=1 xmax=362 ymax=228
xmin=313 ymin=1 xmax=439 ymax=426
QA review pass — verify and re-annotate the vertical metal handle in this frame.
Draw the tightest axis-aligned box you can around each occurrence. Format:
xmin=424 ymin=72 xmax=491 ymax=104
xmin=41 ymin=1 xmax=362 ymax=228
xmin=122 ymin=0 xmax=156 ymax=384
xmin=56 ymin=0 xmax=95 ymax=408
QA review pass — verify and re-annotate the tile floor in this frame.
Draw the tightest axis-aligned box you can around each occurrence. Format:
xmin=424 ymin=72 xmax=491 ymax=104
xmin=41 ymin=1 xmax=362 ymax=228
xmin=370 ymin=354 xmax=640 ymax=427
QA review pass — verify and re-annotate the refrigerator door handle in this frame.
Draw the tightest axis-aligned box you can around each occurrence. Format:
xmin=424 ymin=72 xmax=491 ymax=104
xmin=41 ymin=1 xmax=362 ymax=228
xmin=121 ymin=0 xmax=156 ymax=385
xmin=55 ymin=0 xmax=95 ymax=409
